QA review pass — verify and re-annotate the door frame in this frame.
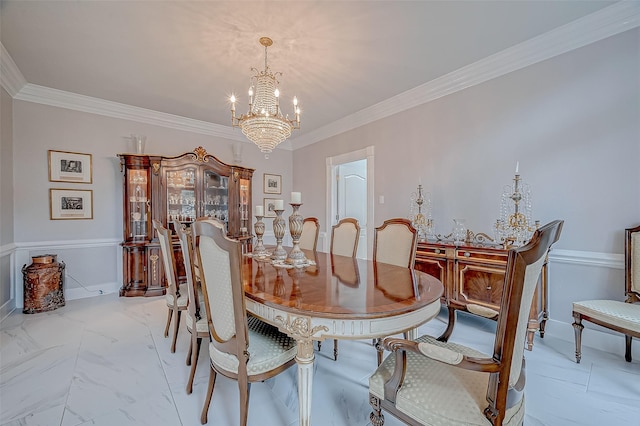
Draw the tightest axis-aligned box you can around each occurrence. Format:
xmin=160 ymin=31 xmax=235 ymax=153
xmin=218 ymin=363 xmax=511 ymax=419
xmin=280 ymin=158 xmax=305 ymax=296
xmin=326 ymin=146 xmax=375 ymax=259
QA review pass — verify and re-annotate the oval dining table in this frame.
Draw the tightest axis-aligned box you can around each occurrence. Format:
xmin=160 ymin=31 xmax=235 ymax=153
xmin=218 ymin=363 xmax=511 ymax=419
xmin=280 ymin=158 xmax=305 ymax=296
xmin=242 ymin=249 xmax=444 ymax=426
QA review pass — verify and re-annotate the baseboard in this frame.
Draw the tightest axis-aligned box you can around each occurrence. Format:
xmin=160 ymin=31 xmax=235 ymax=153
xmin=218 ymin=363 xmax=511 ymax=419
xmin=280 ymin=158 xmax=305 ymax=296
xmin=64 ymin=281 xmax=120 ymax=301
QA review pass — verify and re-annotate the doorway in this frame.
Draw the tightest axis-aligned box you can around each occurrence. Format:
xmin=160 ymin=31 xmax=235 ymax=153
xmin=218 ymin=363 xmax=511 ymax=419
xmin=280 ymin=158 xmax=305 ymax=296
xmin=326 ymin=147 xmax=374 ymax=259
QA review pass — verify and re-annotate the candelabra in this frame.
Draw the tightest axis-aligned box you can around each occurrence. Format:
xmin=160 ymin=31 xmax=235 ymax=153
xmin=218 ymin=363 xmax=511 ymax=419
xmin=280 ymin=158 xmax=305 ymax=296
xmin=286 ymin=203 xmax=308 ymax=266
xmin=495 ymin=173 xmax=536 ymax=248
xmin=409 ymin=184 xmax=434 ymax=240
xmin=252 ymin=215 xmax=269 ymax=257
xmin=271 ymin=209 xmax=288 ymax=261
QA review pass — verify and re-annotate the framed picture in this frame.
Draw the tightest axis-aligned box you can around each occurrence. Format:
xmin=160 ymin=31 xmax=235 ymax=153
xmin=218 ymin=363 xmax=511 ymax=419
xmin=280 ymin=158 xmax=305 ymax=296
xmin=263 ymin=198 xmax=279 ymax=218
xmin=50 ymin=188 xmax=94 ymax=220
xmin=48 ymin=150 xmax=93 ymax=183
xmin=263 ymin=173 xmax=282 ymax=194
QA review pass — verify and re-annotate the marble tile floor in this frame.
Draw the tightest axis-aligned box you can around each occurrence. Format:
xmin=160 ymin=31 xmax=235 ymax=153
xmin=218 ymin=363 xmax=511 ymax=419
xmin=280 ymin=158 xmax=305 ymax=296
xmin=1 ymin=294 xmax=639 ymax=426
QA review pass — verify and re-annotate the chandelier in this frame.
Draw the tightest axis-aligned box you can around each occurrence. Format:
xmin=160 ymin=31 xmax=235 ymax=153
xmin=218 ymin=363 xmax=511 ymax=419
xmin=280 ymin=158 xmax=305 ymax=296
xmin=230 ymin=37 xmax=300 ymax=158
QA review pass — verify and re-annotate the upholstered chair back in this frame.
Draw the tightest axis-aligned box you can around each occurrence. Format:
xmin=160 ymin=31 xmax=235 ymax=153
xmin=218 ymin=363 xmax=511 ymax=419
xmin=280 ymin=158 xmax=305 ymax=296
xmin=153 ymin=220 xmax=179 ymax=296
xmin=488 ymin=220 xmax=563 ymax=418
xmin=373 ymin=218 xmax=417 ymax=268
xmin=299 ymin=217 xmax=319 ymax=251
xmin=630 ymin=229 xmax=639 ymax=295
xmin=175 ymin=224 xmax=200 ymax=322
xmin=331 ymin=218 xmax=360 ymax=258
xmin=193 ymin=219 xmax=243 ymax=347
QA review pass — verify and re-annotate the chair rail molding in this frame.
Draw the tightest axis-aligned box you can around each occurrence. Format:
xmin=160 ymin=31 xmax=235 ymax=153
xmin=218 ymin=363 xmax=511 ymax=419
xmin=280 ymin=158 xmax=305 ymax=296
xmin=549 ymin=248 xmax=624 ymax=270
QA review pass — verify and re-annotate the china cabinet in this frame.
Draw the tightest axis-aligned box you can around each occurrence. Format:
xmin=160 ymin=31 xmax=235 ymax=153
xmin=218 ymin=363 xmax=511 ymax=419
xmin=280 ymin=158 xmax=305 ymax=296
xmin=414 ymin=240 xmax=549 ymax=350
xmin=118 ymin=147 xmax=254 ymax=297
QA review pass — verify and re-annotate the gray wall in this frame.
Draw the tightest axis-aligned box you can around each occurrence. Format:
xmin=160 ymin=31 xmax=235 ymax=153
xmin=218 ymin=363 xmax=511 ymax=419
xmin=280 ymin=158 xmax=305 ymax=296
xmin=293 ymin=29 xmax=640 ymax=350
xmin=1 ymin=86 xmax=15 ymax=318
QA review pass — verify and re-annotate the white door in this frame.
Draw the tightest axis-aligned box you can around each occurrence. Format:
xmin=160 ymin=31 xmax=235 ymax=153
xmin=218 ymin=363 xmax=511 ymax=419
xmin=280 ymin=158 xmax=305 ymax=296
xmin=327 ymin=147 xmax=374 ymax=259
xmin=336 ymin=160 xmax=367 ymax=259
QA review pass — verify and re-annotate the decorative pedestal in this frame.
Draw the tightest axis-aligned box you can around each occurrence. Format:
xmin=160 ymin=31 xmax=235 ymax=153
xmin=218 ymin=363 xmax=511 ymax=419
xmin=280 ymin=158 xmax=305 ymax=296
xmin=286 ymin=203 xmax=308 ymax=266
xmin=271 ymin=209 xmax=288 ymax=261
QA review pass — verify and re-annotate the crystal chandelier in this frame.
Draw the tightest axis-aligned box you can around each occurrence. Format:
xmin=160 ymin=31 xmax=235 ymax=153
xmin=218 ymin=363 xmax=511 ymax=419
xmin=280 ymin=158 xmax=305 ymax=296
xmin=230 ymin=37 xmax=300 ymax=158
xmin=494 ymin=168 xmax=537 ymax=247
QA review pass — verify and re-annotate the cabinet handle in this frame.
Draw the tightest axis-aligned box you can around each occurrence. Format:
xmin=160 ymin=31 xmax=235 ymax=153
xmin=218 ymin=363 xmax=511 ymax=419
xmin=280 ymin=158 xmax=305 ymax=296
xmin=434 ymin=249 xmax=441 ymax=254
xmin=464 ymin=252 xmax=471 ymax=257
xmin=486 ymin=286 xmax=492 ymax=290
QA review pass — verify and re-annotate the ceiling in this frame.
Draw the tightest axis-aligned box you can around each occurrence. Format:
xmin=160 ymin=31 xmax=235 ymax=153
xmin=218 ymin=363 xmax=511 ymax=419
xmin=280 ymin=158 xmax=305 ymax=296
xmin=0 ymin=1 xmax=618 ymax=144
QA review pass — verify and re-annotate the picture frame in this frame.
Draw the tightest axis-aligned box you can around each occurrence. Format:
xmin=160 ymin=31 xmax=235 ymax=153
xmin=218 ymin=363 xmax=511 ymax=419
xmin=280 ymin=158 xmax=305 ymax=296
xmin=48 ymin=150 xmax=93 ymax=184
xmin=50 ymin=188 xmax=94 ymax=220
xmin=263 ymin=198 xmax=279 ymax=218
xmin=263 ymin=173 xmax=282 ymax=194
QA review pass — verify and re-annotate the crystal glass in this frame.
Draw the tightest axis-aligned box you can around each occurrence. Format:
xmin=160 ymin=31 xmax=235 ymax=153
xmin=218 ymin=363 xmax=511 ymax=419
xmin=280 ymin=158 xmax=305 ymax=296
xmin=452 ymin=219 xmax=467 ymax=244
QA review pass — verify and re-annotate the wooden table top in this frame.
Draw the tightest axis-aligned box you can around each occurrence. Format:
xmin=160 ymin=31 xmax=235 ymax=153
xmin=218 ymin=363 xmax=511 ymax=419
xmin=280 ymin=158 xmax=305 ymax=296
xmin=243 ymin=250 xmax=443 ymax=320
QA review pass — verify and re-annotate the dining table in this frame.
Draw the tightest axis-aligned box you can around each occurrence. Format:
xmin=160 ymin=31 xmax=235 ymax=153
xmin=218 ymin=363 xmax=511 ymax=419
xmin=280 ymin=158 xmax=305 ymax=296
xmin=242 ymin=249 xmax=444 ymax=426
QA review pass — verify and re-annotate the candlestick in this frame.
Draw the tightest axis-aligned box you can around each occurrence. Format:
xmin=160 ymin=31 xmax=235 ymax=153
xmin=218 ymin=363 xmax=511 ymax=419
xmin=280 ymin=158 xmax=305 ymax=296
xmin=271 ymin=209 xmax=287 ymax=261
xmin=286 ymin=203 xmax=308 ymax=266
xmin=253 ymin=215 xmax=268 ymax=257
xmin=291 ymin=192 xmax=301 ymax=204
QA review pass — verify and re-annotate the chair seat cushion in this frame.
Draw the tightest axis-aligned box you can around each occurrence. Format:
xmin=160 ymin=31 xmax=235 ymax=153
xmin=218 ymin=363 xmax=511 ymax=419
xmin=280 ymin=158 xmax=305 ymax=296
xmin=573 ymin=300 xmax=640 ymax=332
xmin=165 ymin=284 xmax=188 ymax=308
xmin=209 ymin=316 xmax=296 ymax=376
xmin=369 ymin=335 xmax=524 ymax=425
xmin=186 ymin=310 xmax=208 ymax=334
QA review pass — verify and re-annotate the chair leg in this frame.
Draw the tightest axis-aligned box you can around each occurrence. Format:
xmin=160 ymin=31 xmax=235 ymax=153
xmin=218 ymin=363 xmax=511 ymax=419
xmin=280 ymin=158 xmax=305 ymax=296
xmin=375 ymin=338 xmax=384 ymax=366
xmin=625 ymin=335 xmax=633 ymax=362
xmin=333 ymin=339 xmax=339 ymax=361
xmin=186 ymin=337 xmax=202 ymax=395
xmin=186 ymin=332 xmax=193 ymax=366
xmin=164 ymin=308 xmax=173 ymax=338
xmin=572 ymin=312 xmax=584 ymax=364
xmin=369 ymin=394 xmax=385 ymax=426
xmin=171 ymin=310 xmax=182 ymax=353
xmin=317 ymin=341 xmax=322 ymax=351
xmin=200 ymin=367 xmax=217 ymax=424
xmin=239 ymin=377 xmax=251 ymax=426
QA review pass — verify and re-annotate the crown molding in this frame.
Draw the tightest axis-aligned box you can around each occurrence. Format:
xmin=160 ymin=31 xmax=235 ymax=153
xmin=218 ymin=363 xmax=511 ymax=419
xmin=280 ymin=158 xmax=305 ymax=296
xmin=14 ymin=83 xmax=246 ymax=141
xmin=290 ymin=1 xmax=640 ymax=150
xmin=0 ymin=43 xmax=27 ymax=97
xmin=6 ymin=2 xmax=638 ymax=150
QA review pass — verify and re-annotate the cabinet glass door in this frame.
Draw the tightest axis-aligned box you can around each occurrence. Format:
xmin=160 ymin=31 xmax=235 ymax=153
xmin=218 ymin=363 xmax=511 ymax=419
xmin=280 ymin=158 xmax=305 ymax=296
xmin=166 ymin=167 xmax=197 ymax=225
xmin=203 ymin=169 xmax=229 ymax=231
xmin=239 ymin=178 xmax=250 ymax=236
xmin=128 ymin=169 xmax=149 ymax=240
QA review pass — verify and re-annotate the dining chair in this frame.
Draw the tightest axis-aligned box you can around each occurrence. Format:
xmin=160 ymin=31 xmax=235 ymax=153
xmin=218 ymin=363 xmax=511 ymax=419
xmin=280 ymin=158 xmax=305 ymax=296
xmin=318 ymin=217 xmax=361 ymax=360
xmin=192 ymin=219 xmax=297 ymax=426
xmin=369 ymin=220 xmax=563 ymax=426
xmin=372 ymin=218 xmax=418 ymax=364
xmin=153 ymin=220 xmax=188 ymax=353
xmin=299 ymin=217 xmax=320 ymax=251
xmin=373 ymin=218 xmax=418 ymax=268
xmin=174 ymin=223 xmax=209 ymax=394
xmin=572 ymin=224 xmax=640 ymax=363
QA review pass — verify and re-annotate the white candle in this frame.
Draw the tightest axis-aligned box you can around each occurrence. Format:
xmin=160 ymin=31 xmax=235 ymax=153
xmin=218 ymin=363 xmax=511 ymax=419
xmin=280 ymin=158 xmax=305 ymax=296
xmin=515 ymin=161 xmax=519 ymax=174
xmin=274 ymin=199 xmax=284 ymax=210
xmin=291 ymin=192 xmax=301 ymax=204
xmin=255 ymin=205 xmax=264 ymax=216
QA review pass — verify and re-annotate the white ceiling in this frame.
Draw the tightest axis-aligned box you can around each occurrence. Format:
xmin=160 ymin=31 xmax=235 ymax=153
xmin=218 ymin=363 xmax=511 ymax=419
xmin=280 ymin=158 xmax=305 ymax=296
xmin=0 ymin=1 xmax=620 ymax=143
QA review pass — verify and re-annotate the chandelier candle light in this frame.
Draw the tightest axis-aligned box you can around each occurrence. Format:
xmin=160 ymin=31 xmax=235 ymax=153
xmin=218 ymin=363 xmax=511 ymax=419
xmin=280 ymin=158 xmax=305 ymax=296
xmin=271 ymin=199 xmax=288 ymax=261
xmin=230 ymin=37 xmax=301 ymax=158
xmin=409 ymin=181 xmax=433 ymax=241
xmin=286 ymin=192 xmax=308 ymax=266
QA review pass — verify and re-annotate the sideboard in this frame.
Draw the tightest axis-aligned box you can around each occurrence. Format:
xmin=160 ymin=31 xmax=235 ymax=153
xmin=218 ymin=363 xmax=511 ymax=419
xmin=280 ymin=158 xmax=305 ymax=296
xmin=414 ymin=240 xmax=548 ymax=350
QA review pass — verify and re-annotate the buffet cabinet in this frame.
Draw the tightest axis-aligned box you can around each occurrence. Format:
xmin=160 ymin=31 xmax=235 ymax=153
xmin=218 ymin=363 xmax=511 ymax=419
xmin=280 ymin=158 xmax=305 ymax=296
xmin=118 ymin=147 xmax=254 ymax=297
xmin=414 ymin=241 xmax=548 ymax=350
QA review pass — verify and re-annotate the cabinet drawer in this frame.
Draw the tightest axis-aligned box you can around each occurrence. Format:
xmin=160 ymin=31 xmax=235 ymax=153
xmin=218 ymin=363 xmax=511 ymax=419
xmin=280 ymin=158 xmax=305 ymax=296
xmin=416 ymin=245 xmax=448 ymax=259
xmin=455 ymin=249 xmax=507 ymax=265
